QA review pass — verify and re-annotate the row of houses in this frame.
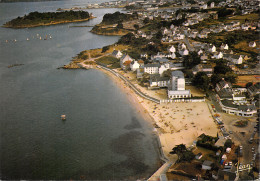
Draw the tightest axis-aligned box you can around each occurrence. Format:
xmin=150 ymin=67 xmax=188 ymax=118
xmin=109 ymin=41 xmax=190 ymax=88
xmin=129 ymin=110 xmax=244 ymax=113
xmin=112 ymin=49 xmax=191 ymax=99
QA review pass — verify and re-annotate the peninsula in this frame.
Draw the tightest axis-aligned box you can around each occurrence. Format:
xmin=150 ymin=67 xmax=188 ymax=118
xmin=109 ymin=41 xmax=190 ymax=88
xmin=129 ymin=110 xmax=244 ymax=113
xmin=91 ymin=11 xmax=140 ymax=36
xmin=3 ymin=11 xmax=94 ymax=28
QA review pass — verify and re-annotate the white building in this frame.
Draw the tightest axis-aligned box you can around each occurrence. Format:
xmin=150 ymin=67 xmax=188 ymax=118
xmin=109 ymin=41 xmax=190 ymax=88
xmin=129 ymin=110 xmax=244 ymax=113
xmin=249 ymin=41 xmax=256 ymax=48
xmin=220 ymin=43 xmax=229 ymax=50
xmin=168 ymin=45 xmax=176 ymax=53
xmin=159 ymin=63 xmax=170 ymax=75
xmin=130 ymin=61 xmax=140 ymax=71
xmin=144 ymin=64 xmax=160 ymax=74
xmin=111 ymin=50 xmax=123 ymax=59
xmin=208 ymin=44 xmax=216 ymax=53
xmin=179 ymin=49 xmax=189 ymax=56
xmin=168 ymin=71 xmax=191 ymax=99
xmin=213 ymin=52 xmax=223 ymax=59
xmin=120 ymin=54 xmax=134 ymax=70
xmin=149 ymin=75 xmax=170 ymax=88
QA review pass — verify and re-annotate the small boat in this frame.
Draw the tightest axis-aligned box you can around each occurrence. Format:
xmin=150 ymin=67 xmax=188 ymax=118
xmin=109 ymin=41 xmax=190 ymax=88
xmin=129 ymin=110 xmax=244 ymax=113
xmin=39 ymin=36 xmax=42 ymax=40
xmin=26 ymin=38 xmax=29 ymax=41
xmin=61 ymin=115 xmax=66 ymax=120
xmin=14 ymin=39 xmax=17 ymax=42
xmin=5 ymin=40 xmax=8 ymax=43
xmin=49 ymin=35 xmax=52 ymax=39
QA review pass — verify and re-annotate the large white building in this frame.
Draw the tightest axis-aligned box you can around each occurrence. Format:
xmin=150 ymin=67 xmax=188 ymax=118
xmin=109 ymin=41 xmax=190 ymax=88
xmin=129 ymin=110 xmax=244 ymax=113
xmin=168 ymin=71 xmax=191 ymax=99
xmin=144 ymin=64 xmax=160 ymax=74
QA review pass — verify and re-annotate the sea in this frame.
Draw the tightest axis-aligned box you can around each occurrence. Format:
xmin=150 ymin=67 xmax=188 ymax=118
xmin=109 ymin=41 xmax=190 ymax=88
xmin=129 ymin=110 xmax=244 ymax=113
xmin=0 ymin=0 xmax=161 ymax=180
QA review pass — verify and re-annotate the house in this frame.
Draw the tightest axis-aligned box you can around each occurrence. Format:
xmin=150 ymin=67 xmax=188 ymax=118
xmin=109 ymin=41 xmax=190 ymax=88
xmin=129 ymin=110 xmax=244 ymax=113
xmin=137 ymin=68 xmax=144 ymax=78
xmin=168 ymin=71 xmax=191 ymax=99
xmin=167 ymin=52 xmax=176 ymax=59
xmin=179 ymin=43 xmax=187 ymax=50
xmin=215 ymin=79 xmax=232 ymax=94
xmin=154 ymin=57 xmax=169 ymax=64
xmin=130 ymin=60 xmax=140 ymax=71
xmin=223 ymin=54 xmax=243 ymax=64
xmin=213 ymin=51 xmax=223 ymax=59
xmin=120 ymin=54 xmax=134 ymax=70
xmin=111 ymin=50 xmax=123 ymax=59
xmin=230 ymin=55 xmax=243 ymax=64
xmin=140 ymin=53 xmax=148 ymax=59
xmin=144 ymin=63 xmax=160 ymax=74
xmin=168 ymin=45 xmax=176 ymax=53
xmin=200 ymin=4 xmax=207 ymax=9
xmin=198 ymin=32 xmax=208 ymax=38
xmin=179 ymin=49 xmax=189 ymax=56
xmin=208 ymin=44 xmax=216 ymax=53
xmin=200 ymin=54 xmax=208 ymax=61
xmin=248 ymin=83 xmax=260 ymax=97
xmin=210 ymin=2 xmax=215 ymax=8
xmin=151 ymin=52 xmax=167 ymax=60
xmin=220 ymin=43 xmax=229 ymax=50
xmin=249 ymin=41 xmax=256 ymax=47
xmin=202 ymin=160 xmax=213 ymax=170
xmin=197 ymin=49 xmax=203 ymax=55
xmin=159 ymin=63 xmax=170 ymax=75
xmin=192 ymin=64 xmax=213 ymax=77
xmin=149 ymin=75 xmax=170 ymax=88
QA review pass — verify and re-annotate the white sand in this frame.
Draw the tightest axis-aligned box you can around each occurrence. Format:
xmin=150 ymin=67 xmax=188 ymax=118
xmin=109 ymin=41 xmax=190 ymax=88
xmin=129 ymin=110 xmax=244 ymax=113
xmin=98 ymin=68 xmax=218 ymax=162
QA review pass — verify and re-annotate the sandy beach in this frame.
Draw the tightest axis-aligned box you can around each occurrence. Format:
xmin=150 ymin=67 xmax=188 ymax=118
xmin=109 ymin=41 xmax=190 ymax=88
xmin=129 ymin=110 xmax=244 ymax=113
xmin=97 ymin=67 xmax=219 ymax=164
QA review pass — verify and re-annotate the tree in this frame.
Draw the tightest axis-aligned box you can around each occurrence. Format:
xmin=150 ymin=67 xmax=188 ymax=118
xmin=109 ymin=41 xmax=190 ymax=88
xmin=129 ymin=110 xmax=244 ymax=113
xmin=246 ymin=82 xmax=253 ymax=88
xmin=217 ymin=8 xmax=234 ymax=18
xmin=143 ymin=17 xmax=149 ymax=24
xmin=134 ymin=24 xmax=139 ymax=30
xmin=211 ymin=74 xmax=224 ymax=87
xmin=224 ymin=139 xmax=233 ymax=148
xmin=170 ymin=144 xmax=195 ymax=162
xmin=116 ymin=22 xmax=123 ymax=29
xmin=224 ymin=72 xmax=237 ymax=84
xmin=101 ymin=45 xmax=110 ymax=53
xmin=183 ymin=52 xmax=201 ymax=69
xmin=214 ymin=61 xmax=232 ymax=75
xmin=193 ymin=72 xmax=210 ymax=91
xmin=170 ymin=144 xmax=187 ymax=160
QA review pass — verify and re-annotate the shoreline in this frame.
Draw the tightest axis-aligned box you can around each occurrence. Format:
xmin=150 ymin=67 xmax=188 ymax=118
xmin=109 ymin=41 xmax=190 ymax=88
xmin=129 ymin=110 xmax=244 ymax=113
xmin=92 ymin=65 xmax=219 ymax=179
xmin=3 ymin=17 xmax=96 ymax=29
xmin=94 ymin=66 xmax=175 ymax=178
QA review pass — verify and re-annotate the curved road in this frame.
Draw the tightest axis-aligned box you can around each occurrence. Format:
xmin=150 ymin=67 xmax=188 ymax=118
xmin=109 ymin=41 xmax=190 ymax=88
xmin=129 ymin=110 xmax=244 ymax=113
xmin=98 ymin=64 xmax=161 ymax=104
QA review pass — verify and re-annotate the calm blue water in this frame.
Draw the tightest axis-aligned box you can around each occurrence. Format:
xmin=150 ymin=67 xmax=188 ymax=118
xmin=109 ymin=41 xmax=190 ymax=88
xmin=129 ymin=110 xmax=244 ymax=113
xmin=0 ymin=1 xmax=161 ymax=180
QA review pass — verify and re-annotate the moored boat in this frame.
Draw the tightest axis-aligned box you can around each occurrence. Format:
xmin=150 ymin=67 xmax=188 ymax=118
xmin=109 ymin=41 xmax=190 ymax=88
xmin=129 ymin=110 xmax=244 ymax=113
xmin=61 ymin=115 xmax=66 ymax=120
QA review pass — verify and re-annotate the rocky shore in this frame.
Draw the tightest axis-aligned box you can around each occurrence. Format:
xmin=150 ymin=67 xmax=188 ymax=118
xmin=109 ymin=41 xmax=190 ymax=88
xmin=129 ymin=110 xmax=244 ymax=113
xmin=3 ymin=17 xmax=96 ymax=29
xmin=90 ymin=25 xmax=130 ymax=36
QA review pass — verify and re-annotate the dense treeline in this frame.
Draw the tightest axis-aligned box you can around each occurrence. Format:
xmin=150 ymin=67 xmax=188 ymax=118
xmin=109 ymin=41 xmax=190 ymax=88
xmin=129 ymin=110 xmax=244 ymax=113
xmin=101 ymin=11 xmax=138 ymax=25
xmin=4 ymin=11 xmax=91 ymax=28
